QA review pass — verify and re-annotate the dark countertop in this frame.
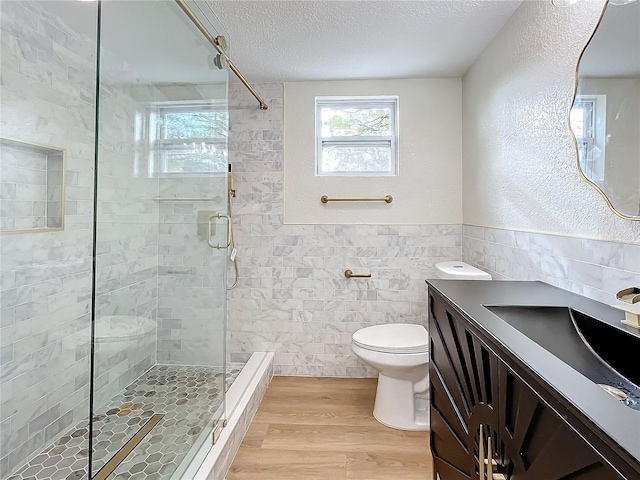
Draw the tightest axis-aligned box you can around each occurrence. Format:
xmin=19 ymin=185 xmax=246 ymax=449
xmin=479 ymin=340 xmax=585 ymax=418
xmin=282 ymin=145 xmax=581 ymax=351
xmin=426 ymin=279 xmax=640 ymax=466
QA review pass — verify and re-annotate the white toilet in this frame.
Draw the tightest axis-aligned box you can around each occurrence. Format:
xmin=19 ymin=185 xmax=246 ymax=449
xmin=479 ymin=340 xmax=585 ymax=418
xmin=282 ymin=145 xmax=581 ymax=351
xmin=434 ymin=260 xmax=492 ymax=281
xmin=351 ymin=261 xmax=491 ymax=431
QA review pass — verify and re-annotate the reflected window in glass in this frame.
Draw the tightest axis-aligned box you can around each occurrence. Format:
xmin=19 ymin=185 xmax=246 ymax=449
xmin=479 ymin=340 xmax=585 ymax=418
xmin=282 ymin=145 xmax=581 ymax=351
xmin=140 ymin=102 xmax=228 ymax=176
xmin=570 ymin=95 xmax=606 ymax=182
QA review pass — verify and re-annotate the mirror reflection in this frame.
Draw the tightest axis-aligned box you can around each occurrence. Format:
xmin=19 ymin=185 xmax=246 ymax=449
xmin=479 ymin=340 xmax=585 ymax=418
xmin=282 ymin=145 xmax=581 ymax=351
xmin=571 ymin=0 xmax=640 ymax=219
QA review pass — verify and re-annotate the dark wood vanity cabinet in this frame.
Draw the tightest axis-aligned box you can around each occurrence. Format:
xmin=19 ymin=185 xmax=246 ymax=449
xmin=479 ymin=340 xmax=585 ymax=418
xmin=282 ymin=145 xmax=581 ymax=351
xmin=428 ymin=290 xmax=630 ymax=480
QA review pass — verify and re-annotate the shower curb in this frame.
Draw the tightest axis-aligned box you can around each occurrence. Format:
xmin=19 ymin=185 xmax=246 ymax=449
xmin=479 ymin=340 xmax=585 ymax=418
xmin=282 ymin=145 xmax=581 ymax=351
xmin=188 ymin=352 xmax=274 ymax=480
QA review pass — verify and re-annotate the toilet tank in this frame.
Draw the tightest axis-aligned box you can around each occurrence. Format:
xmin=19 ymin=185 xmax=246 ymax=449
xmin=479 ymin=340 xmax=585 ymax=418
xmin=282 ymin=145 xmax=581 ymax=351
xmin=435 ymin=261 xmax=492 ymax=280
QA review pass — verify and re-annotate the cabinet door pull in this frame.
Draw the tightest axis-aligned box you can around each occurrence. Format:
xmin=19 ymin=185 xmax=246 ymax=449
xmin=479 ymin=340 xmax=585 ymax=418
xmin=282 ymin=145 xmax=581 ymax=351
xmin=487 ymin=435 xmax=505 ymax=479
xmin=479 ymin=424 xmax=485 ymax=479
xmin=487 ymin=435 xmax=494 ymax=478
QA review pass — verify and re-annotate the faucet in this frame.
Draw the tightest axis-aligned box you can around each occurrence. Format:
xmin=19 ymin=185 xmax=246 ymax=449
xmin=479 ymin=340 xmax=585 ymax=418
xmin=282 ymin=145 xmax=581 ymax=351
xmin=612 ymin=287 xmax=640 ymax=329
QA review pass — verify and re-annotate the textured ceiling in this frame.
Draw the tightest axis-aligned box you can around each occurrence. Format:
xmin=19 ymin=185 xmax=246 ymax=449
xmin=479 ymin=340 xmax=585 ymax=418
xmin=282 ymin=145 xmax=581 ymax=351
xmin=209 ymin=0 xmax=524 ymax=82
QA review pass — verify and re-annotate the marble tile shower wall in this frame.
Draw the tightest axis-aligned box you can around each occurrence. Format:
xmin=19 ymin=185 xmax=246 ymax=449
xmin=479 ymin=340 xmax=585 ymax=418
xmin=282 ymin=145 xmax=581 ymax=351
xmin=156 ymin=175 xmax=227 ymax=365
xmin=93 ymin=82 xmax=160 ymax=407
xmin=462 ymin=225 xmax=640 ymax=303
xmin=0 ymin=146 xmax=53 ymax=231
xmin=151 ymin=82 xmax=229 ymax=366
xmin=226 ymin=84 xmax=462 ymax=377
xmin=0 ymin=1 xmax=96 ymax=476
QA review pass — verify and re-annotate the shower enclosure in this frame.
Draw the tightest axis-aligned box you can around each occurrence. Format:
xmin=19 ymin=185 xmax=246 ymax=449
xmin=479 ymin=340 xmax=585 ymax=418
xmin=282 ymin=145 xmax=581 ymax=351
xmin=0 ymin=1 xmax=236 ymax=478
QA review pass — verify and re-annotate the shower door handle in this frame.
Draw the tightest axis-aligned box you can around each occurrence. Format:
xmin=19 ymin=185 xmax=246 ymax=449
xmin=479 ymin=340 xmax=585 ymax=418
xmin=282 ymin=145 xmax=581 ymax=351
xmin=208 ymin=213 xmax=231 ymax=249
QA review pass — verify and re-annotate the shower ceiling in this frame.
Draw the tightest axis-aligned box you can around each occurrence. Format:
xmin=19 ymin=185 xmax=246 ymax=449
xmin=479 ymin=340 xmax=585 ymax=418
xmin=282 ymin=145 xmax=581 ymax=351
xmin=38 ymin=0 xmax=229 ymax=84
xmin=209 ymin=0 xmax=524 ymax=82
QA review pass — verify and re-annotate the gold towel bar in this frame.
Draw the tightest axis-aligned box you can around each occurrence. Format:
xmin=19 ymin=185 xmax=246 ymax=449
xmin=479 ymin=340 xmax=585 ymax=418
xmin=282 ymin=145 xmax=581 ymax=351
xmin=345 ymin=270 xmax=371 ymax=279
xmin=321 ymin=195 xmax=393 ymax=204
xmin=153 ymin=196 xmax=220 ymax=202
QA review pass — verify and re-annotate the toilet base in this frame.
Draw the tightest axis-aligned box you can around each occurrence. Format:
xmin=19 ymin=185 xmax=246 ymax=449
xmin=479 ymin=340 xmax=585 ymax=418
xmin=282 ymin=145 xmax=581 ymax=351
xmin=372 ymin=372 xmax=429 ymax=431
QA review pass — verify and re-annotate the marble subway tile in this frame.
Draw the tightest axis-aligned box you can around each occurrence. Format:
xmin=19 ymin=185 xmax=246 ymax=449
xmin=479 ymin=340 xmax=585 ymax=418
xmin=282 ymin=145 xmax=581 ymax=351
xmin=566 ymin=259 xmax=604 ymax=290
xmin=582 ymin=239 xmax=625 ymax=270
xmin=622 ymin=243 xmax=640 ymax=273
xmin=602 ymin=266 xmax=640 ymax=295
xmin=484 ymin=228 xmax=515 ymax=247
xmin=463 ymin=226 xmax=639 ymax=304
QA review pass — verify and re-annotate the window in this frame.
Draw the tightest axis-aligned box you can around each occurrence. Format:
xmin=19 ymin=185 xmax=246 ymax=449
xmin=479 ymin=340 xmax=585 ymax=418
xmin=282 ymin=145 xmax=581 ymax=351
xmin=139 ymin=101 xmax=228 ymax=176
xmin=315 ymin=96 xmax=398 ymax=176
xmin=570 ymin=95 xmax=606 ymax=182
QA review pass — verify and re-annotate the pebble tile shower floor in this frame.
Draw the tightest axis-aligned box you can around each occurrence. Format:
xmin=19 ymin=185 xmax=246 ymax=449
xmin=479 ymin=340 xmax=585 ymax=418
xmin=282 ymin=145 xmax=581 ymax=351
xmin=7 ymin=364 xmax=244 ymax=480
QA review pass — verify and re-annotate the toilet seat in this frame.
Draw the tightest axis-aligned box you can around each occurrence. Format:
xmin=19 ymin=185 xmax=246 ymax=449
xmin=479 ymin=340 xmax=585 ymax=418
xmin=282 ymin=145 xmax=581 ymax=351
xmin=352 ymin=324 xmax=428 ymax=354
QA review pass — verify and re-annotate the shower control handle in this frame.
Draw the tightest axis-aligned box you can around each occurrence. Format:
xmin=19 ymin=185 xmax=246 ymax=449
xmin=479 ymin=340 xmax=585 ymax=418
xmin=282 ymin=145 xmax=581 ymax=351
xmin=208 ymin=213 xmax=232 ymax=249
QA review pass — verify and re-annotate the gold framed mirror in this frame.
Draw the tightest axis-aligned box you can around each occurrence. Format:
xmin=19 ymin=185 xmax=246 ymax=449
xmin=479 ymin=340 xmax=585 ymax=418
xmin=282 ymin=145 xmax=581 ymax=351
xmin=570 ymin=0 xmax=640 ymax=220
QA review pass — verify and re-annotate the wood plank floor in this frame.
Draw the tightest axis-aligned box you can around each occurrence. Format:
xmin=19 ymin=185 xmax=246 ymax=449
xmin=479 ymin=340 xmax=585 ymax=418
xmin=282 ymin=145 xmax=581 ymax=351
xmin=227 ymin=377 xmax=433 ymax=480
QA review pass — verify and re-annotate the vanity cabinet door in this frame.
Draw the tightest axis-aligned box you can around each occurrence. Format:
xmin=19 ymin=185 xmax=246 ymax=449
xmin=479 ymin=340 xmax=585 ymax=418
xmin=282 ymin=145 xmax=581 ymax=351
xmin=495 ymin=360 xmax=622 ymax=479
xmin=429 ymin=291 xmax=625 ymax=480
xmin=429 ymin=293 xmax=500 ymax=478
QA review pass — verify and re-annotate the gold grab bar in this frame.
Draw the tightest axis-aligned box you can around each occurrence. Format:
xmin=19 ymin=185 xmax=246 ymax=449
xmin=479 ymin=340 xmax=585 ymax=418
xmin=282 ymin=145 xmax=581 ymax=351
xmin=321 ymin=195 xmax=393 ymax=204
xmin=174 ymin=0 xmax=268 ymax=111
xmin=344 ymin=270 xmax=371 ymax=279
xmin=153 ymin=196 xmax=220 ymax=202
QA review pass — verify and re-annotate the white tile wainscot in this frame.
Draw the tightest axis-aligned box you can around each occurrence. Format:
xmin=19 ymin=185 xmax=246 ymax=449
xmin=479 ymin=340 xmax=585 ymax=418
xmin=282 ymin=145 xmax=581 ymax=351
xmin=462 ymin=225 xmax=640 ymax=304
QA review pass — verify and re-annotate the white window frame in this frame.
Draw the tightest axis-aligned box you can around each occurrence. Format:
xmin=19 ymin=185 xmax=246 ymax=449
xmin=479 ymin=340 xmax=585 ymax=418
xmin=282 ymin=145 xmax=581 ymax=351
xmin=137 ymin=100 xmax=228 ymax=177
xmin=315 ymin=96 xmax=399 ymax=177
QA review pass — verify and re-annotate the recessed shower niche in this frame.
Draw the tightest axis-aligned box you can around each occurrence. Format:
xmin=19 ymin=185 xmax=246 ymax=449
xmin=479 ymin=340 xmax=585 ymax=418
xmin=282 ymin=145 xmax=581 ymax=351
xmin=0 ymin=137 xmax=66 ymax=233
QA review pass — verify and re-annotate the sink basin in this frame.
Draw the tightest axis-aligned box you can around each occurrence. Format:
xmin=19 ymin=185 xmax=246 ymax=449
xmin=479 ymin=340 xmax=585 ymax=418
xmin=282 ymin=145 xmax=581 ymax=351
xmin=485 ymin=305 xmax=640 ymax=410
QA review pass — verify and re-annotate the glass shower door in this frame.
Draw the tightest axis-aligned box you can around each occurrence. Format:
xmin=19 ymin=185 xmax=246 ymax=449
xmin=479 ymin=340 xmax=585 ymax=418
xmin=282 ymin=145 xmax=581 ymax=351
xmin=91 ymin=1 xmax=229 ymax=478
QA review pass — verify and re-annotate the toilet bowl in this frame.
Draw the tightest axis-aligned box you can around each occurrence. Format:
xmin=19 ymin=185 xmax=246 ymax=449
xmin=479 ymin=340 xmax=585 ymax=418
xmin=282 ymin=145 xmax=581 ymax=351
xmin=352 ymin=261 xmax=492 ymax=431
xmin=352 ymin=323 xmax=430 ymax=431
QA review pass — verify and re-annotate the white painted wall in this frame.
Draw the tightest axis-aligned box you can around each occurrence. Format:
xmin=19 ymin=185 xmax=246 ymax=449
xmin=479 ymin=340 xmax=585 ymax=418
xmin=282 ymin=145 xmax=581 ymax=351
xmin=284 ymin=79 xmax=462 ymax=225
xmin=462 ymin=0 xmax=640 ymax=242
